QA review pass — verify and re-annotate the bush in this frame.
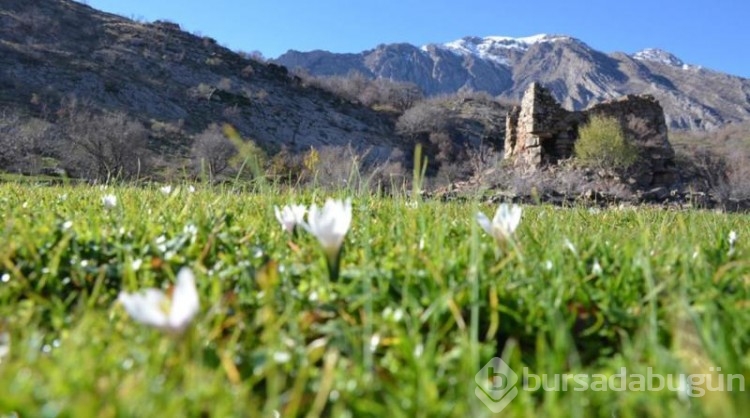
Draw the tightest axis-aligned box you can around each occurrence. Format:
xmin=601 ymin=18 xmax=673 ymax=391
xmin=574 ymin=115 xmax=638 ymax=171
xmin=190 ymin=124 xmax=238 ymax=179
xmin=301 ymin=71 xmax=423 ymax=111
xmin=61 ymin=109 xmax=152 ymax=181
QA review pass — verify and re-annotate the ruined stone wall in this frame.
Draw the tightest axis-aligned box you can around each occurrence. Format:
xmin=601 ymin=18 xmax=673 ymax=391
xmin=503 ymin=106 xmax=520 ymax=160
xmin=586 ymin=95 xmax=676 ymax=185
xmin=504 ymin=82 xmax=677 ymax=187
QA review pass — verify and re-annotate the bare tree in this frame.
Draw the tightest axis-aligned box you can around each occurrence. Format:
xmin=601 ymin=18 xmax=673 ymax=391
xmin=62 ymin=108 xmax=151 ymax=180
xmin=0 ymin=110 xmax=24 ymax=170
xmin=190 ymin=124 xmax=238 ymax=179
xmin=371 ymin=79 xmax=423 ymax=111
xmin=0 ymin=110 xmax=60 ymax=174
xmin=306 ymin=72 xmax=423 ymax=111
xmin=395 ymin=100 xmax=452 ymax=138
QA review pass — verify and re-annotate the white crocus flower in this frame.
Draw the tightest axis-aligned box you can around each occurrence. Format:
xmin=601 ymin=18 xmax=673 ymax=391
xmin=160 ymin=185 xmax=173 ymax=195
xmin=274 ymin=204 xmax=307 ymax=235
xmin=0 ymin=330 xmax=9 ymax=363
xmin=102 ymin=194 xmax=117 ymax=209
xmin=592 ymin=259 xmax=603 ymax=276
xmin=303 ymin=198 xmax=352 ymax=280
xmin=117 ymin=268 xmax=199 ymax=333
xmin=130 ymin=258 xmax=143 ymax=271
xmin=476 ymin=203 xmax=522 ymax=246
xmin=183 ymin=223 xmax=198 ymax=236
xmin=728 ymin=230 xmax=738 ymax=256
xmin=564 ymin=238 xmax=578 ymax=256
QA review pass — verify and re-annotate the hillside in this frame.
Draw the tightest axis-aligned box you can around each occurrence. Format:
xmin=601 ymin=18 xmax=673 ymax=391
xmin=0 ymin=0 xmax=399 ymax=160
xmin=276 ymin=35 xmax=750 ymax=131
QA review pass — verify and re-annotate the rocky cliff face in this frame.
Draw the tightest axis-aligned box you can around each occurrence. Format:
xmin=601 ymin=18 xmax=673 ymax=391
xmin=280 ymin=43 xmax=515 ymax=96
xmin=276 ymin=35 xmax=750 ymax=131
xmin=0 ymin=0 xmax=399 ymax=158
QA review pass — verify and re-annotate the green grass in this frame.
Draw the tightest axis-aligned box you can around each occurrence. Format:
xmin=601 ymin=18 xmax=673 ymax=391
xmin=0 ymin=182 xmax=748 ymax=417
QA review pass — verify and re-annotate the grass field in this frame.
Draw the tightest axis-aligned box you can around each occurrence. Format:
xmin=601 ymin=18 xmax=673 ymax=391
xmin=0 ymin=182 xmax=748 ymax=417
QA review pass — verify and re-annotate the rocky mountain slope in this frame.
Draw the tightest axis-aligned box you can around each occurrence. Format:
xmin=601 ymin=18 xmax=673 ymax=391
xmin=276 ymin=35 xmax=750 ymax=131
xmin=0 ymin=0 xmax=399 ymax=159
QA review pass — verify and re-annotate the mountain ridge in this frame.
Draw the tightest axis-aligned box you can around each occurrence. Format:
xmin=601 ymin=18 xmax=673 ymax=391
xmin=276 ymin=34 xmax=750 ymax=131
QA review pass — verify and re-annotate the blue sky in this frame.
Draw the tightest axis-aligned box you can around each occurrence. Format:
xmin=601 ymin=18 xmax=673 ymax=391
xmin=83 ymin=0 xmax=749 ymax=78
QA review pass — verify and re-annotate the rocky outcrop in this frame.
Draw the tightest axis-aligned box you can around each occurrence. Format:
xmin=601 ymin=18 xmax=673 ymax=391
xmin=504 ymin=83 xmax=678 ymax=188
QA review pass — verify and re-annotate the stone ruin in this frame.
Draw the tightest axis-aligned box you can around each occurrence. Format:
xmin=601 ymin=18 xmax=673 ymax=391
xmin=503 ymin=83 xmax=678 ymax=187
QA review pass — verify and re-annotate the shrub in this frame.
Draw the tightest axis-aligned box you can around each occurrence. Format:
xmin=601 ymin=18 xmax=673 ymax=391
xmin=301 ymin=71 xmax=423 ymax=111
xmin=395 ymin=100 xmax=451 ymax=138
xmin=190 ymin=124 xmax=238 ymax=179
xmin=266 ymin=147 xmax=306 ymax=185
xmin=574 ymin=115 xmax=638 ymax=171
xmin=61 ymin=109 xmax=152 ymax=180
xmin=0 ymin=111 xmax=60 ymax=174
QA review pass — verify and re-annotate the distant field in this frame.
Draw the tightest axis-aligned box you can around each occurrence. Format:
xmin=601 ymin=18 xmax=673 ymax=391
xmin=0 ymin=183 xmax=748 ymax=417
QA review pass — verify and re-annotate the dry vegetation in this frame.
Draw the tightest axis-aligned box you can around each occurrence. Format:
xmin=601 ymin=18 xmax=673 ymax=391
xmin=0 ymin=68 xmax=512 ymax=192
xmin=670 ymin=122 xmax=750 ymax=200
xmin=1 ymin=60 xmax=749 ymax=205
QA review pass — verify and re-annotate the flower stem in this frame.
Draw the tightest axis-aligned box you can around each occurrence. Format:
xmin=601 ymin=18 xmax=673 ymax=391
xmin=325 ymin=247 xmax=342 ymax=282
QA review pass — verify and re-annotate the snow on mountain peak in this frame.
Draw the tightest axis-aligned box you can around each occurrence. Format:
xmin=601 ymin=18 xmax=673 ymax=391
xmin=632 ymin=48 xmax=684 ymax=67
xmin=480 ymin=34 xmax=568 ymax=47
xmin=429 ymin=34 xmax=572 ymax=66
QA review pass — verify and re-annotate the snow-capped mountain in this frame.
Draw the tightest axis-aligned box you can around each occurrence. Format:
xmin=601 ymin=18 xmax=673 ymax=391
xmin=434 ymin=34 xmax=575 ymax=65
xmin=633 ymin=48 xmax=685 ymax=68
xmin=275 ymin=34 xmax=750 ymax=130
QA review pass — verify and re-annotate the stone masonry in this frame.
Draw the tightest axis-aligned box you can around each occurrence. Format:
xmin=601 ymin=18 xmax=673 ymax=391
xmin=504 ymin=82 xmax=678 ymax=187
